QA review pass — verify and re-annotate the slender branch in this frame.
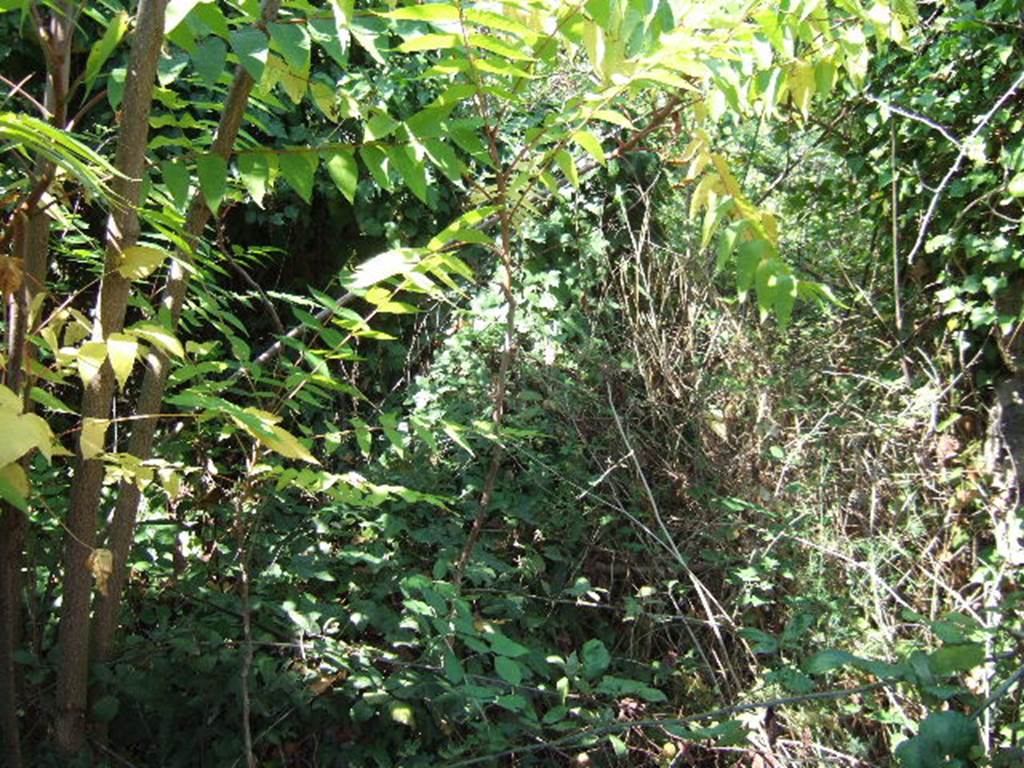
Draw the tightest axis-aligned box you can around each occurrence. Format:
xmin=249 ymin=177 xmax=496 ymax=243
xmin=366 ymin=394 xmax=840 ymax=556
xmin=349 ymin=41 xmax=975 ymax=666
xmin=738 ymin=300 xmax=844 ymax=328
xmin=904 ymin=67 xmax=1024 ymax=265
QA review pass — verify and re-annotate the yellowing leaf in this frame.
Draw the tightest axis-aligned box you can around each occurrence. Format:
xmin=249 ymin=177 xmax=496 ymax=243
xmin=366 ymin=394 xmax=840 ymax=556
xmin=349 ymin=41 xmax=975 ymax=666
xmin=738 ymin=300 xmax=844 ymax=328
xmin=0 ymin=384 xmax=19 ymax=412
xmin=382 ymin=4 xmax=459 ymax=22
xmin=118 ymin=245 xmax=168 ymax=280
xmin=788 ymin=60 xmax=816 ymax=117
xmin=232 ymin=409 xmax=319 ymax=464
xmin=87 ymin=548 xmax=114 ymax=595
xmin=398 ymin=33 xmax=460 ymax=53
xmin=129 ymin=323 xmax=185 ymax=358
xmin=81 ymin=418 xmax=110 ymax=460
xmin=0 ymin=463 xmax=29 ymax=512
xmin=107 ymin=333 xmax=139 ymax=389
xmin=77 ymin=341 xmax=108 ymax=386
xmin=0 ymin=410 xmax=52 ymax=466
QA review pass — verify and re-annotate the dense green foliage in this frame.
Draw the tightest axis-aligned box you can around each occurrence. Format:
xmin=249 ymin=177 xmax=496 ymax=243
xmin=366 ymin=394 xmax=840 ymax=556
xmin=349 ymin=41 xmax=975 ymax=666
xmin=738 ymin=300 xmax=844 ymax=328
xmin=0 ymin=0 xmax=1022 ymax=766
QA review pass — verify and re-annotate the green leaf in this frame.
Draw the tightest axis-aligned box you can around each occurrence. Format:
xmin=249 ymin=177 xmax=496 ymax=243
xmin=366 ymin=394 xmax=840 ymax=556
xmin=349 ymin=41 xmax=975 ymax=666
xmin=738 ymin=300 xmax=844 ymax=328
xmin=29 ymin=387 xmax=75 ymax=414
xmin=161 ymin=159 xmax=190 ymax=212
xmin=582 ymin=638 xmax=610 ymax=679
xmin=736 ymin=238 xmax=770 ymax=297
xmin=350 ymin=418 xmax=372 ymax=457
xmin=165 ymin=0 xmax=202 ymax=33
xmin=157 ymin=49 xmax=190 ymax=87
xmin=443 ymin=649 xmax=464 ymax=684
xmin=897 ymin=711 xmax=978 ymax=767
xmin=91 ymin=694 xmax=120 ymax=724
xmin=608 ymin=735 xmax=627 ymax=758
xmin=596 ymin=676 xmax=667 ymax=703
xmin=364 ymin=112 xmax=400 ymax=142
xmin=269 ymin=22 xmax=312 ymax=73
xmin=196 ymin=153 xmax=228 ymax=214
xmin=278 ymin=150 xmax=319 ymax=204
xmin=553 ymin=149 xmax=579 ymax=189
xmin=804 ymin=649 xmax=856 ymax=674
xmin=359 ymin=146 xmax=392 ymax=191
xmin=230 ymin=28 xmax=270 ymax=81
xmin=324 ymin=149 xmax=359 ymax=204
xmin=572 ymin=129 xmax=606 ymax=165
xmin=468 ymin=33 xmax=534 ymax=61
xmin=421 ymin=138 xmax=464 ymax=183
xmin=930 ymin=643 xmax=984 ymax=676
xmin=84 ymin=12 xmax=130 ymax=89
xmin=489 ymin=633 xmax=529 ymax=658
xmin=237 ymin=152 xmax=274 ymax=208
xmin=193 ymin=37 xmax=228 ymax=88
xmin=118 ymin=245 xmax=168 ymax=281
xmin=1009 ymin=172 xmax=1024 ymax=198
xmin=494 ymin=656 xmax=523 ymax=685
xmin=388 ymin=145 xmax=429 ymax=204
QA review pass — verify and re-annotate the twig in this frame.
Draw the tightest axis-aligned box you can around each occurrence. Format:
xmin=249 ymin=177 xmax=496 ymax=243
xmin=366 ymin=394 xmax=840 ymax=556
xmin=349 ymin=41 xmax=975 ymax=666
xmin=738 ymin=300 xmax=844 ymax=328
xmin=972 ymin=664 xmax=1024 ymax=721
xmin=864 ymin=94 xmax=962 ymax=149
xmin=604 ymin=380 xmax=746 ymax=693
xmin=904 ymin=68 xmax=1024 ymax=265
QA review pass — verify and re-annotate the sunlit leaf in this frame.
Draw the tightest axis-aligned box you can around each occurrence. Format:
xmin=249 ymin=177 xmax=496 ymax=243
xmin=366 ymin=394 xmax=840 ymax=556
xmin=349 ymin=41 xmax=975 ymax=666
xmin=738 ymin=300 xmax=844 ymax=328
xmin=107 ymin=333 xmax=139 ymax=389
xmin=117 ymin=246 xmax=168 ymax=281
xmin=80 ymin=418 xmax=109 ymax=460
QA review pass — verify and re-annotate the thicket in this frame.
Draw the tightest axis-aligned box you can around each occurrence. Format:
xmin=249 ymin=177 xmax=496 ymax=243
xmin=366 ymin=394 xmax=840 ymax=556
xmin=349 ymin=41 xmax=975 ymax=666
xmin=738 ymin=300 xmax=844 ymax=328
xmin=0 ymin=0 xmax=1022 ymax=766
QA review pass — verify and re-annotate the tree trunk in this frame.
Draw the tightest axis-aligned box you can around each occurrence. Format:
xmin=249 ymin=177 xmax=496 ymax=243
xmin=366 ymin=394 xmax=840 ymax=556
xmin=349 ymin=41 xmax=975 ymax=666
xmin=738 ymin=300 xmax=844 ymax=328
xmin=53 ymin=0 xmax=168 ymax=754
xmin=92 ymin=0 xmax=283 ymax=668
xmin=0 ymin=4 xmax=77 ymax=762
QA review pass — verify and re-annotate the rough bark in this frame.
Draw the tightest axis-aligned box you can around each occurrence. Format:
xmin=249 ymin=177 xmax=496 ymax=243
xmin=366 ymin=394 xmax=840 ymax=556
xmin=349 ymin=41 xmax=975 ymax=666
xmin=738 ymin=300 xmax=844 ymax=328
xmin=0 ymin=5 xmax=77 ymax=763
xmin=0 ymin=217 xmax=29 ymax=768
xmin=53 ymin=0 xmax=168 ymax=754
xmin=91 ymin=0 xmax=283 ymax=667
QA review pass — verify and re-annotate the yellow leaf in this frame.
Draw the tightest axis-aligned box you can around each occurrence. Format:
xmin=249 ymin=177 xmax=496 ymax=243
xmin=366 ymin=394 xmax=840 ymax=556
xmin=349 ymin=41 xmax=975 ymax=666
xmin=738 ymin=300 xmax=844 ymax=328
xmin=106 ymin=333 xmax=139 ymax=389
xmin=128 ymin=323 xmax=185 ymax=358
xmin=87 ymin=548 xmax=114 ymax=596
xmin=233 ymin=408 xmax=319 ymax=464
xmin=81 ymin=417 xmax=109 ymax=460
xmin=0 ymin=384 xmax=19 ymax=412
xmin=0 ymin=411 xmax=54 ymax=466
xmin=117 ymin=245 xmax=169 ymax=281
xmin=0 ymin=463 xmax=29 ymax=510
xmin=0 ymin=463 xmax=28 ymax=496
xmin=77 ymin=341 xmax=108 ymax=386
xmin=788 ymin=60 xmax=815 ymax=117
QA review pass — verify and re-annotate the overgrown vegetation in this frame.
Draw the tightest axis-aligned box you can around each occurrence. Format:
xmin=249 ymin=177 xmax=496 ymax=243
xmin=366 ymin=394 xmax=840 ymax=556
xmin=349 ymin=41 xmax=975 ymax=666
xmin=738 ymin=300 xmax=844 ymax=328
xmin=1 ymin=0 xmax=1022 ymax=766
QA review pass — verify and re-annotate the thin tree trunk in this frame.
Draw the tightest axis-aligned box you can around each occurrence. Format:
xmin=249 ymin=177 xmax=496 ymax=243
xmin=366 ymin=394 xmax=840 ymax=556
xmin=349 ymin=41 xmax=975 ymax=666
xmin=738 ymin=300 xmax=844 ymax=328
xmin=0 ymin=5 xmax=77 ymax=762
xmin=91 ymin=0 xmax=283 ymax=667
xmin=53 ymin=0 xmax=168 ymax=754
xmin=0 ymin=215 xmax=29 ymax=768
